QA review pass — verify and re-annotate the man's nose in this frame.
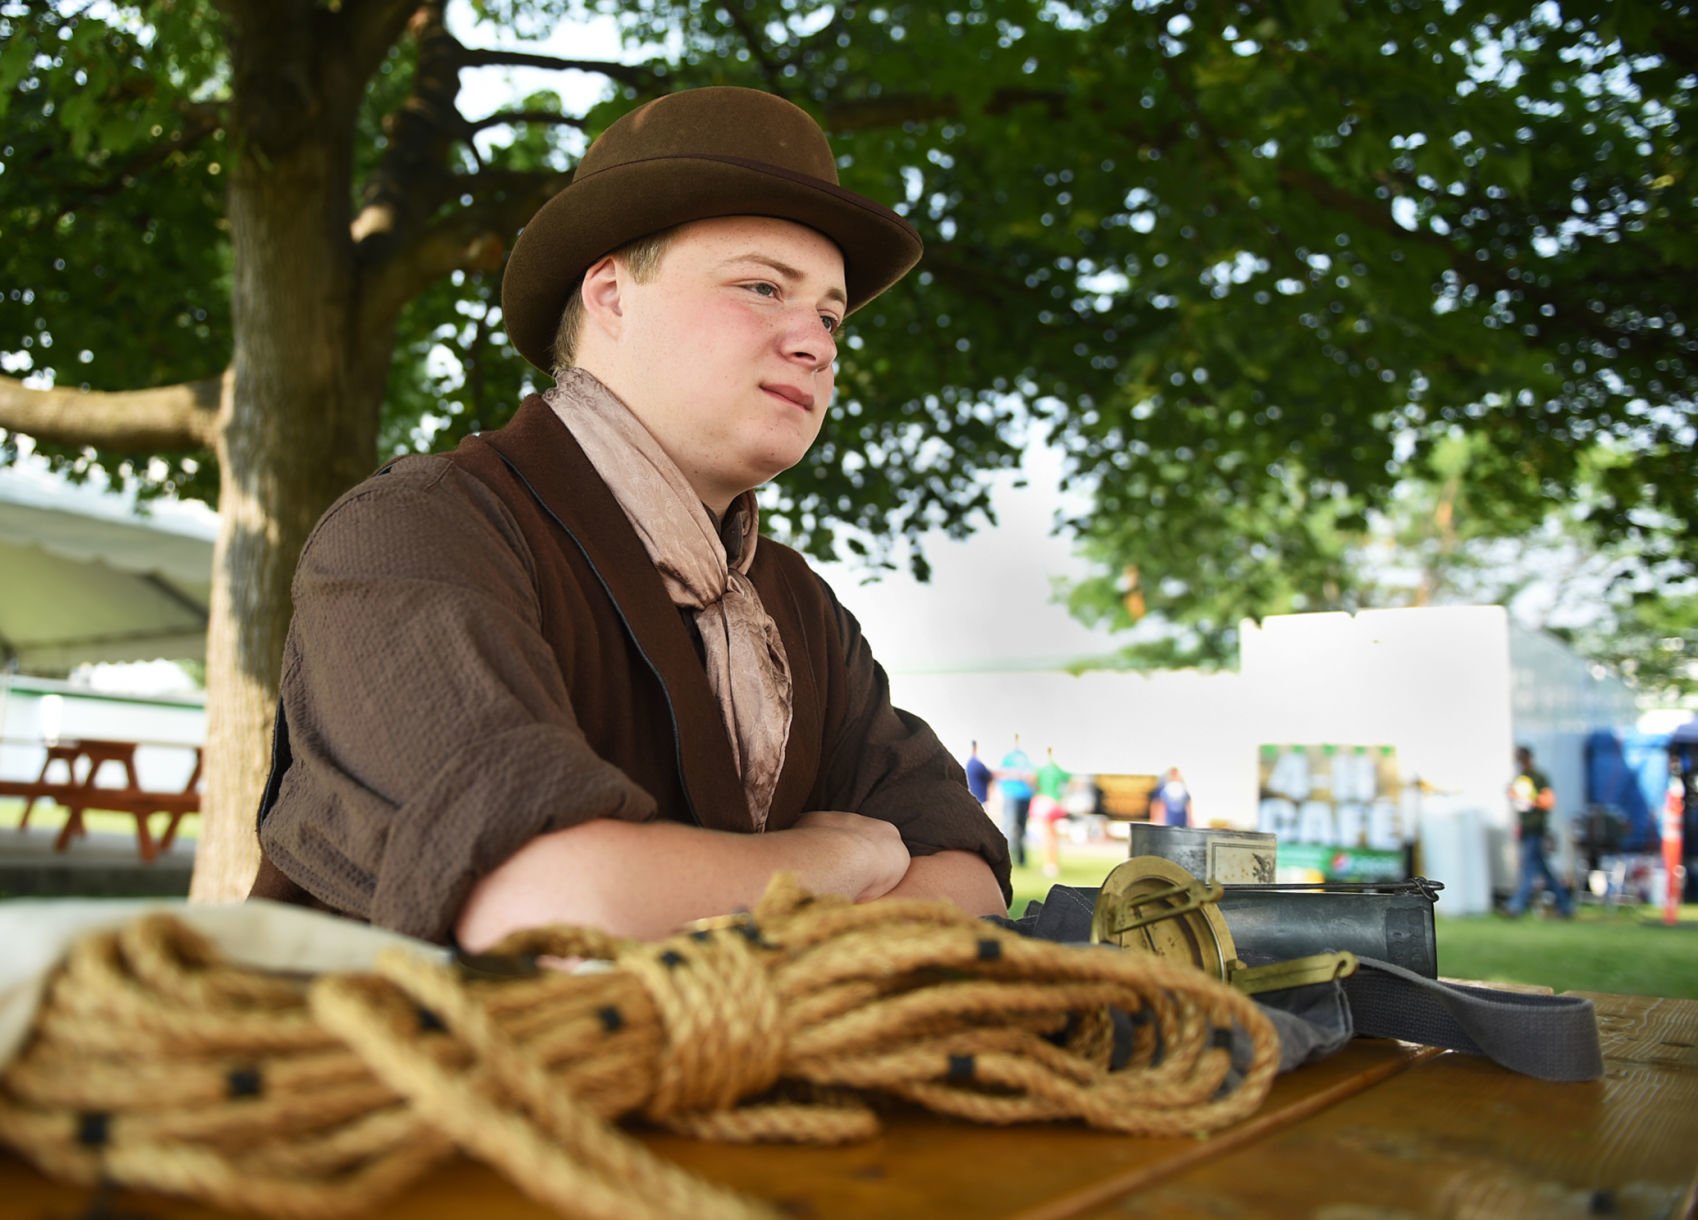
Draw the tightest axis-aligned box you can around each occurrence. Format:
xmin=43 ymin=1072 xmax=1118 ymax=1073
xmin=782 ymin=310 xmax=837 ymax=372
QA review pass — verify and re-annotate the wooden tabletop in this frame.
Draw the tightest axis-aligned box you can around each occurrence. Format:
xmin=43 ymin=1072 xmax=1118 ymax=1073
xmin=5 ymin=990 xmax=1694 ymax=1219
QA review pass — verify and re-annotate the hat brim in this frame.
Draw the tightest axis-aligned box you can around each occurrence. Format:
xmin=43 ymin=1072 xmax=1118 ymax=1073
xmin=501 ymin=154 xmax=923 ymax=372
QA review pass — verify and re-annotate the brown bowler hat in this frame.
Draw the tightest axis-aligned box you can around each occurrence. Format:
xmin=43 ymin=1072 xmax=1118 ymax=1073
xmin=501 ymin=87 xmax=924 ymax=371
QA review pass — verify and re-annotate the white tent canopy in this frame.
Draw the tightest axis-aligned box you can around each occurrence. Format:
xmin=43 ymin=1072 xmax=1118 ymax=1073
xmin=0 ymin=466 xmax=216 ymax=671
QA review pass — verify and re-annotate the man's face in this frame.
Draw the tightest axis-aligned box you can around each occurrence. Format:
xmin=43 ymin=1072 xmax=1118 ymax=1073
xmin=592 ymin=215 xmax=846 ymax=513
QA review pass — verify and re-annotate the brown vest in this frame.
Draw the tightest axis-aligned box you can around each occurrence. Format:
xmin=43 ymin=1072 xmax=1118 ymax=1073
xmin=448 ymin=395 xmax=839 ymax=833
xmin=251 ymin=398 xmax=856 ymax=910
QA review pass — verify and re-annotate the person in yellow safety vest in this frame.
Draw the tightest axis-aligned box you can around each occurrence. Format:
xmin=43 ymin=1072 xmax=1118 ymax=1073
xmin=1503 ymin=745 xmax=1574 ymax=919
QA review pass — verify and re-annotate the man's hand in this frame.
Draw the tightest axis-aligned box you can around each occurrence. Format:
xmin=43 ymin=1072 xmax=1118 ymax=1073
xmin=791 ymin=810 xmax=909 ymax=901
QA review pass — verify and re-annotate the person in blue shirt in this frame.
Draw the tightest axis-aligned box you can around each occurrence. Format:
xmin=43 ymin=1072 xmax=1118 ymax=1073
xmin=998 ymin=737 xmax=1037 ymax=867
xmin=1152 ymin=767 xmax=1192 ymax=829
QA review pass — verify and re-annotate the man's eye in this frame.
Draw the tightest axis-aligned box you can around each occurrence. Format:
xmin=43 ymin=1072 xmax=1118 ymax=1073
xmin=749 ymin=282 xmax=778 ymax=297
xmin=821 ymin=315 xmax=840 ymax=333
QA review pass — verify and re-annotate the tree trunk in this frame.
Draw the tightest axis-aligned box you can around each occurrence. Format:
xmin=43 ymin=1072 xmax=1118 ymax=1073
xmin=189 ymin=16 xmax=387 ymax=901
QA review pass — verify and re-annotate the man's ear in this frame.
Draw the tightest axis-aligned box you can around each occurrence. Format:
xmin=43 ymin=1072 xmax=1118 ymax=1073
xmin=579 ymin=254 xmax=625 ymax=338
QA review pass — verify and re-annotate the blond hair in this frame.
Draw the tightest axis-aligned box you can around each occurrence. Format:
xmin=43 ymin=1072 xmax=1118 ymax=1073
xmin=549 ymin=227 xmax=678 ymax=373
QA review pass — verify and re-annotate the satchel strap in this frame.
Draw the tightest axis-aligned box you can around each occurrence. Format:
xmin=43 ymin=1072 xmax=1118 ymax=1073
xmin=1346 ymin=956 xmax=1603 ymax=1081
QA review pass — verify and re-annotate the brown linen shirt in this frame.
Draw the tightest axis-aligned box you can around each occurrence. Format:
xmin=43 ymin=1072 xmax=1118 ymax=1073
xmin=253 ymin=396 xmax=1011 ymax=943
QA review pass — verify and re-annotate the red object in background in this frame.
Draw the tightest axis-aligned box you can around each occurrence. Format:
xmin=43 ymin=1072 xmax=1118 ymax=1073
xmin=1664 ymin=779 xmax=1685 ymax=927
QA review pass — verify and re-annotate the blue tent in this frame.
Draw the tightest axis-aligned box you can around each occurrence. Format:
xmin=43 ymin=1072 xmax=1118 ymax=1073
xmin=1584 ymin=729 xmax=1669 ymax=851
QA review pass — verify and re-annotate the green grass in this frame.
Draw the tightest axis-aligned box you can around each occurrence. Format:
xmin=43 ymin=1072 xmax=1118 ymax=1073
xmin=1010 ymin=852 xmax=1122 ymax=913
xmin=1435 ymin=905 xmax=1698 ymax=999
xmin=1008 ymin=846 xmax=1698 ymax=1000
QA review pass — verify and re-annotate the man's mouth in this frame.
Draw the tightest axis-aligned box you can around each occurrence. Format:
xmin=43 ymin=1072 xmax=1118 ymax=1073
xmin=762 ymin=384 xmax=815 ymax=411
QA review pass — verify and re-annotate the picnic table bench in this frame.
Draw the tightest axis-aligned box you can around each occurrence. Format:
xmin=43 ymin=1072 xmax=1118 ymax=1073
xmin=0 ymin=736 xmax=202 ymax=861
xmin=3 ymin=987 xmax=1693 ymax=1217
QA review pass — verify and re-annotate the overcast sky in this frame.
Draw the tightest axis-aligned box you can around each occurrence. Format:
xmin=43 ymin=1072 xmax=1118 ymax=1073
xmin=807 ymin=442 xmax=1126 ymax=674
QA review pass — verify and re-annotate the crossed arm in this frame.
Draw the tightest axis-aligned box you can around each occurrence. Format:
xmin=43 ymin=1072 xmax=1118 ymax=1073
xmin=454 ymin=811 xmax=1008 ymax=949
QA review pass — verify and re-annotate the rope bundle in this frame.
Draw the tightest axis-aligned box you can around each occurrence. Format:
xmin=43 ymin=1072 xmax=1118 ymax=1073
xmin=0 ymin=876 xmax=1280 ymax=1219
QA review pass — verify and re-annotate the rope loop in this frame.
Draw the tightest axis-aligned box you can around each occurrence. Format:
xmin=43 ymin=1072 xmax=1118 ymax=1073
xmin=0 ymin=875 xmax=1283 ymax=1220
xmin=615 ymin=927 xmax=785 ymax=1119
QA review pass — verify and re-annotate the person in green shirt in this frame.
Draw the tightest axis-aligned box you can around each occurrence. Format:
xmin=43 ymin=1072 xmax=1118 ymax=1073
xmin=1034 ymin=747 xmax=1072 ymax=878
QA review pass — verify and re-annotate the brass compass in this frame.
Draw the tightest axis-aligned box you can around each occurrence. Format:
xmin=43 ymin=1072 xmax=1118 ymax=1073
xmin=1090 ymin=856 xmax=1358 ymax=995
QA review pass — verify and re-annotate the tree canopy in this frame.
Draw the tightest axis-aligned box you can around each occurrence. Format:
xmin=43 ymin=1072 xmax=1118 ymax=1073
xmin=0 ymin=0 xmax=1694 ymax=890
xmin=10 ymin=1 xmax=1692 ymax=569
xmin=1026 ymin=1 xmax=1697 ymax=693
xmin=10 ymin=1 xmax=1696 ymax=537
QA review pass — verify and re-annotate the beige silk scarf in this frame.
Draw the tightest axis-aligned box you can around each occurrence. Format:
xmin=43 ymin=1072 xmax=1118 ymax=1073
xmin=544 ymin=369 xmax=793 ymax=830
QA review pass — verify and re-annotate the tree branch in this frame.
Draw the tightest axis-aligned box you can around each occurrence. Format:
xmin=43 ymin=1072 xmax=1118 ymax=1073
xmin=357 ymin=168 xmax=571 ymax=332
xmin=343 ymin=0 xmax=424 ymax=87
xmin=53 ymin=100 xmax=226 ymax=223
xmin=466 ymin=109 xmax=587 ymax=134
xmin=922 ymin=247 xmax=1035 ymax=309
xmin=1272 ymin=162 xmax=1688 ymax=365
xmin=0 ymin=373 xmax=226 ymax=452
xmin=453 ymin=46 xmax=665 ymax=89
xmin=724 ymin=4 xmax=790 ymax=94
xmin=352 ymin=1 xmax=467 ymax=260
xmin=795 ymin=4 xmax=855 ymax=58
xmin=821 ymin=87 xmax=1068 ymax=133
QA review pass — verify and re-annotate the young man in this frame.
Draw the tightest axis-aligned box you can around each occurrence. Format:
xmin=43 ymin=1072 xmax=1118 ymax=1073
xmin=249 ymin=87 xmax=1011 ymax=948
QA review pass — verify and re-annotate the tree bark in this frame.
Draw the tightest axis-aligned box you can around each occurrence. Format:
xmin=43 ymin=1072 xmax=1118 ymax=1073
xmin=4 ymin=1 xmax=541 ymax=901
xmin=189 ymin=5 xmax=394 ymax=901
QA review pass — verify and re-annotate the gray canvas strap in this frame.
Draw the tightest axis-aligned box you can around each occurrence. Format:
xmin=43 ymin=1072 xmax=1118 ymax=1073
xmin=1006 ymin=887 xmax=1604 ymax=1082
xmin=1346 ymin=956 xmax=1603 ymax=1081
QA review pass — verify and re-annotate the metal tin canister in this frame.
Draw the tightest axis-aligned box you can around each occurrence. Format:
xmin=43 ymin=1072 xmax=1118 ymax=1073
xmin=1126 ymin=824 xmax=1277 ymax=885
xmin=1123 ymin=824 xmax=1439 ymax=977
xmin=1217 ymin=888 xmax=1438 ymax=978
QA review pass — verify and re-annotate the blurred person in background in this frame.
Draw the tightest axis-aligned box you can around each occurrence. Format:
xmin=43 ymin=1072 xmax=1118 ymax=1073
xmin=1151 ymin=767 xmax=1192 ymax=829
xmin=1033 ymin=746 xmax=1072 ymax=878
xmin=1504 ymin=745 xmax=1574 ymax=919
xmin=997 ymin=736 xmax=1036 ymax=868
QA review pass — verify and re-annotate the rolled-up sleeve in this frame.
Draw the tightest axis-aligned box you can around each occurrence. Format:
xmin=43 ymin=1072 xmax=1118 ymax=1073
xmin=259 ymin=458 xmax=656 ymax=942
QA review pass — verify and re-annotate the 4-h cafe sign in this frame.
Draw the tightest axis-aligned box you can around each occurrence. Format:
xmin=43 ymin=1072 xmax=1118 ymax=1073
xmin=1256 ymin=744 xmax=1406 ymax=882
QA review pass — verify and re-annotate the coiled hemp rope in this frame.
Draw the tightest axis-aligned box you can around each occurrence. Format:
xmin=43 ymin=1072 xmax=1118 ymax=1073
xmin=0 ymin=875 xmax=1279 ymax=1219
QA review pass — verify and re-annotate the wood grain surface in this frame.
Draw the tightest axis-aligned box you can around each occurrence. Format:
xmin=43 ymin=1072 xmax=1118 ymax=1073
xmin=1095 ymin=992 xmax=1698 ymax=1220
xmin=3 ymin=994 xmax=1693 ymax=1220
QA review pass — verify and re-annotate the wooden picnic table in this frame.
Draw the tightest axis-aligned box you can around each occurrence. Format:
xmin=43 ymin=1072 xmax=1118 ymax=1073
xmin=0 ymin=736 xmax=201 ymax=861
xmin=3 ymin=988 xmax=1693 ymax=1218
